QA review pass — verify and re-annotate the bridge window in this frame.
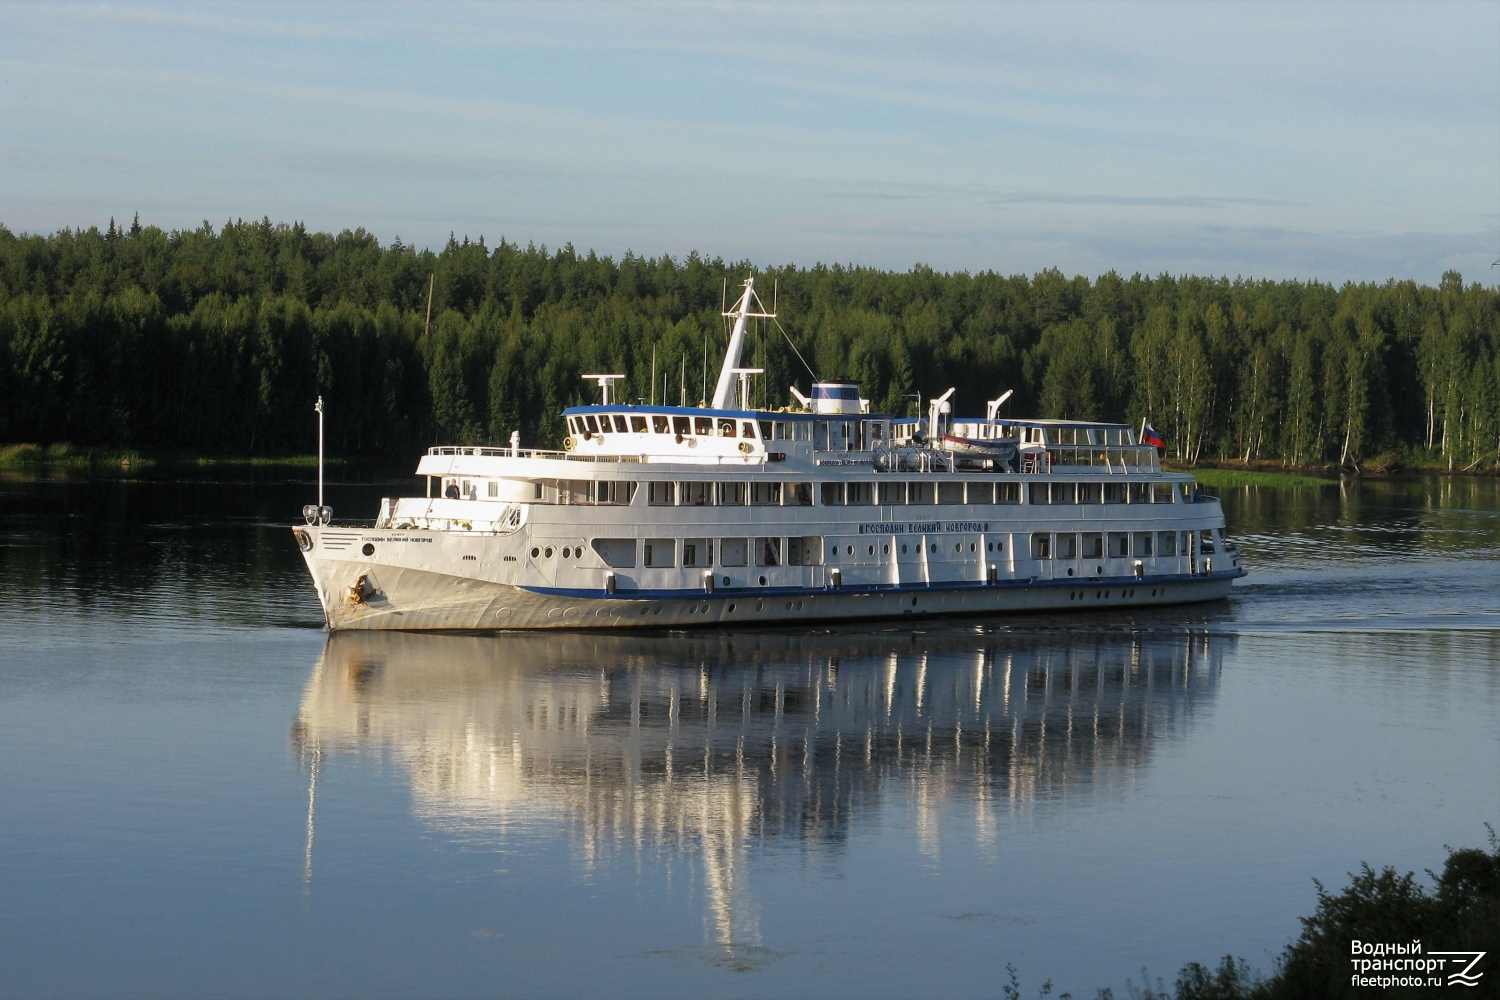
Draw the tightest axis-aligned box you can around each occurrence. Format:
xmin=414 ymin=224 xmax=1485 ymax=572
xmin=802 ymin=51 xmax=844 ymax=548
xmin=694 ymin=417 xmax=713 ymax=435
xmin=741 ymin=421 xmax=756 ymax=438
xmin=755 ymin=537 xmax=782 ymax=567
xmin=673 ymin=416 xmax=691 ymax=435
xmin=879 ymin=482 xmax=906 ymax=504
xmin=1057 ymin=533 xmax=1078 ymax=558
xmin=967 ymin=482 xmax=994 ymax=504
xmin=1157 ymin=531 xmax=1177 ymax=556
xmin=1077 ymin=482 xmax=1102 ymax=504
xmin=908 ymin=482 xmax=935 ymax=505
xmin=647 ymin=481 xmax=675 ymax=505
xmin=717 ymin=482 xmax=747 ymax=505
xmin=1030 ymin=533 xmax=1052 ymax=559
xmin=585 ymin=415 xmax=600 ymax=434
xmin=846 ymin=482 xmax=873 ymax=505
xmin=611 ymin=415 xmax=627 ymax=432
xmin=787 ymin=536 xmax=822 ymax=566
xmin=1108 ymin=532 xmax=1130 ymax=557
xmin=995 ymin=483 xmax=1020 ymax=504
xmin=652 ymin=415 xmax=670 ymax=433
xmin=718 ymin=418 xmax=737 ymax=437
xmin=938 ymin=482 xmax=964 ymax=504
xmin=1133 ymin=532 xmax=1154 ymax=556
xmin=821 ymin=483 xmax=844 ymax=506
xmin=1082 ymin=533 xmax=1104 ymax=558
xmin=630 ymin=416 xmax=648 ymax=432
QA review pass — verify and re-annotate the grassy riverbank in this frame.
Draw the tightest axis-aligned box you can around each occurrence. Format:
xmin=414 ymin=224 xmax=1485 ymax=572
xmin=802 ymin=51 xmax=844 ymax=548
xmin=1173 ymin=467 xmax=1337 ymax=489
xmin=0 ymin=443 xmax=340 ymax=470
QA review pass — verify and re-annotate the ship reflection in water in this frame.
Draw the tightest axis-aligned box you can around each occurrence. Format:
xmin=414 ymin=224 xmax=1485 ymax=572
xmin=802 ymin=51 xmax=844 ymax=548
xmin=294 ymin=625 xmax=1228 ymax=968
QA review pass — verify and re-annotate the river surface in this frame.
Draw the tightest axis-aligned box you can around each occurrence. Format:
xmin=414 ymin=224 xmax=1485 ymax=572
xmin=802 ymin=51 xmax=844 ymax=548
xmin=1 ymin=471 xmax=1496 ymax=998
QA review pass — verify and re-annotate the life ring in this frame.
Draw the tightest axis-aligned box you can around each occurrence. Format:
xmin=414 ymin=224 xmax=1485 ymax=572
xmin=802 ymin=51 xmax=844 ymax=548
xmin=563 ymin=436 xmax=576 ymax=451
xmin=738 ymin=441 xmax=752 ymax=454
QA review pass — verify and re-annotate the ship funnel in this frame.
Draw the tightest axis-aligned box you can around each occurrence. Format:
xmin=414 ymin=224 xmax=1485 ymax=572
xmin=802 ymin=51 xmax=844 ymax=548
xmin=807 ymin=380 xmax=866 ymax=415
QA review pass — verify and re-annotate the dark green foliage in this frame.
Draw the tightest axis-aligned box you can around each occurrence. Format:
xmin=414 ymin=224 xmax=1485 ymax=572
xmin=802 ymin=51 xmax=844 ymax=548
xmin=1 ymin=219 xmax=1497 ymax=463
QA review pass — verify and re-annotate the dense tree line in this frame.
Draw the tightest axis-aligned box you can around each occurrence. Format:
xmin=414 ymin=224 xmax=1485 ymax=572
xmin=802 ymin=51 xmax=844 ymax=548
xmin=1 ymin=216 xmax=1497 ymax=469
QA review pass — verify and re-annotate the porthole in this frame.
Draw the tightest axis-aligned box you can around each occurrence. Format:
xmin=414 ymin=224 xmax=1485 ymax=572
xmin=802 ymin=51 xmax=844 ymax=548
xmin=930 ymin=543 xmax=937 ymax=553
xmin=911 ymin=596 xmax=919 ymax=607
xmin=987 ymin=542 xmax=993 ymax=552
xmin=969 ymin=543 xmax=976 ymax=552
xmin=867 ymin=545 xmax=875 ymax=555
xmin=728 ymin=603 xmax=736 ymax=612
xmin=652 ymin=607 xmax=662 ymax=615
xmin=759 ymin=575 xmax=767 ymax=586
xmin=723 ymin=576 xmax=730 ymax=586
xmin=796 ymin=600 xmax=804 ymax=610
xmin=531 ymin=547 xmax=540 ymax=558
xmin=846 ymin=545 xmax=854 ymax=555
xmin=756 ymin=601 xmax=763 ymax=612
xmin=901 ymin=544 xmax=908 ymax=554
xmin=882 ymin=544 xmax=889 ymax=554
xmin=640 ymin=607 xmax=649 ymax=616
xmin=830 ymin=545 xmax=838 ymax=557
xmin=561 ymin=546 xmax=571 ymax=558
xmin=1067 ymin=568 xmax=1074 ymax=576
xmin=955 ymin=543 xmax=962 ymax=552
xmin=785 ymin=601 xmax=793 ymax=610
xmin=362 ymin=542 xmax=375 ymax=556
xmin=544 ymin=547 xmax=553 ymax=558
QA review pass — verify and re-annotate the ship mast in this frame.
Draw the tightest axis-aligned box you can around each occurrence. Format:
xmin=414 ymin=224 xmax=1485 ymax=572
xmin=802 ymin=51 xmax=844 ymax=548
xmin=710 ymin=278 xmax=774 ymax=410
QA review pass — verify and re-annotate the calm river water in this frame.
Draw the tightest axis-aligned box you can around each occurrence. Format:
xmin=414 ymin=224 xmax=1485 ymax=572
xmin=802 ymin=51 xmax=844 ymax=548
xmin=1 ymin=471 xmax=1496 ymax=998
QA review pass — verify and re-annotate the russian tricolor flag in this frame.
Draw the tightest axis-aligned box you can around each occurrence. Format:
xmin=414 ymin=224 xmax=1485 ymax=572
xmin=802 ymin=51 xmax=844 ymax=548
xmin=1142 ymin=423 xmax=1165 ymax=449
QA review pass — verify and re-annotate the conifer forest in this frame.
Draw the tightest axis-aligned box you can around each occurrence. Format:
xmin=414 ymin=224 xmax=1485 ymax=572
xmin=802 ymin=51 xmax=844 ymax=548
xmin=1 ymin=217 xmax=1496 ymax=469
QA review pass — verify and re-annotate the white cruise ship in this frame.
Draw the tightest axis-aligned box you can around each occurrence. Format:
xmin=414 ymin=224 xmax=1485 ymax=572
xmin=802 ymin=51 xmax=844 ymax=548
xmin=293 ymin=278 xmax=1245 ymax=630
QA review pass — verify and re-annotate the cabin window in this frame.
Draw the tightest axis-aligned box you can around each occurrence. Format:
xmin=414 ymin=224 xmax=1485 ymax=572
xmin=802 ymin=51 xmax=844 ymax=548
xmin=678 ymin=482 xmax=711 ymax=506
xmin=814 ymin=423 xmax=829 ymax=450
xmin=1200 ymin=531 xmax=1217 ymax=554
xmin=612 ymin=415 xmax=628 ymax=432
xmin=648 ymin=481 xmax=675 ymax=505
xmin=567 ymin=417 xmax=579 ymax=435
xmin=694 ymin=417 xmax=713 ymax=435
xmin=846 ymin=482 xmax=873 ymax=505
xmin=673 ymin=416 xmax=691 ymax=435
xmin=755 ymin=537 xmax=782 ymax=567
xmin=682 ymin=539 xmax=713 ymax=567
xmin=878 ymin=482 xmax=906 ymax=505
xmin=1153 ymin=483 xmax=1175 ymax=503
xmin=794 ymin=423 xmax=812 ymax=442
xmin=1180 ymin=483 xmax=1194 ymax=501
xmin=967 ymin=482 xmax=994 ymax=504
xmin=1129 ymin=483 xmax=1151 ymax=504
xmin=821 ymin=483 xmax=845 ymax=506
xmin=596 ymin=481 xmax=637 ymax=505
xmin=1103 ymin=483 xmax=1126 ymax=504
xmin=591 ymin=537 xmax=636 ymax=568
xmin=720 ymin=538 xmax=749 ymax=567
xmin=630 ymin=416 xmax=648 ymax=433
xmin=1109 ymin=532 xmax=1130 ymax=558
xmin=1077 ymin=482 xmax=1102 ymax=504
xmin=787 ymin=536 xmax=822 ymax=566
xmin=1030 ymin=533 xmax=1052 ymax=559
xmin=652 ymin=415 xmax=670 ymax=433
xmin=1082 ymin=533 xmax=1104 ymax=559
xmin=1133 ymin=532 xmax=1154 ymax=557
xmin=787 ymin=482 xmax=813 ymax=506
xmin=1057 ymin=533 xmax=1078 ymax=559
xmin=995 ymin=482 xmax=1020 ymax=504
xmin=717 ymin=482 xmax=747 ymax=506
xmin=1028 ymin=484 xmax=1050 ymax=505
xmin=584 ymin=415 xmax=600 ymax=434
xmin=487 ymin=482 xmax=498 ymax=498
xmin=1051 ymin=482 xmax=1077 ymax=504
xmin=643 ymin=539 xmax=675 ymax=567
xmin=751 ymin=481 xmax=782 ymax=505
xmin=742 ymin=421 xmax=756 ymax=438
xmin=560 ymin=480 xmax=592 ymax=505
xmin=1157 ymin=531 xmax=1177 ymax=557
xmin=759 ymin=421 xmax=773 ymax=439
xmin=908 ymin=482 xmax=935 ymax=505
xmin=718 ymin=418 xmax=737 ymax=437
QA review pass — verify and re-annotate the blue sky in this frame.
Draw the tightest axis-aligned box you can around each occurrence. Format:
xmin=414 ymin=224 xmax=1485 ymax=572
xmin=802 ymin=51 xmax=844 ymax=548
xmin=2 ymin=0 xmax=1496 ymax=283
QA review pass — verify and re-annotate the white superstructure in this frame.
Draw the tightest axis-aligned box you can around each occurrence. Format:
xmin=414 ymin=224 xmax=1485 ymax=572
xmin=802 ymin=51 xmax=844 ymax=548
xmin=293 ymin=278 xmax=1245 ymax=630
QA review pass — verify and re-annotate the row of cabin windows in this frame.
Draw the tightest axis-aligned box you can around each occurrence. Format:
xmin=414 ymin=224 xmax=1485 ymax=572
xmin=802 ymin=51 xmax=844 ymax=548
xmin=570 ymin=414 xmax=760 ymax=439
xmin=594 ymin=529 xmax=1217 ymax=571
xmin=1028 ymin=530 xmax=1217 ymax=560
xmin=595 ymin=536 xmax=822 ymax=569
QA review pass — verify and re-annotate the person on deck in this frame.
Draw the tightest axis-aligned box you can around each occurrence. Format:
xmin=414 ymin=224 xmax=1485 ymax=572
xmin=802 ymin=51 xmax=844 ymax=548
xmin=444 ymin=479 xmax=460 ymax=499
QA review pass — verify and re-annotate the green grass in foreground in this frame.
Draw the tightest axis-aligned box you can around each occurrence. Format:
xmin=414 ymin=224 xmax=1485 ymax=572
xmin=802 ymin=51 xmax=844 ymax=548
xmin=1183 ymin=468 xmax=1335 ymax=489
xmin=0 ymin=443 xmax=340 ymax=469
